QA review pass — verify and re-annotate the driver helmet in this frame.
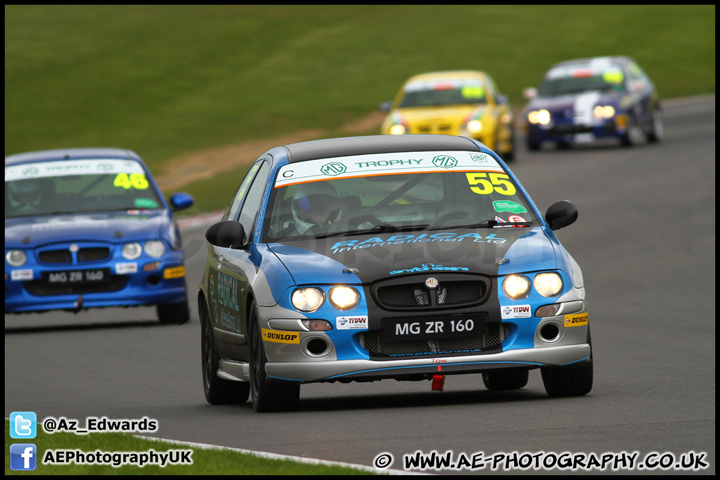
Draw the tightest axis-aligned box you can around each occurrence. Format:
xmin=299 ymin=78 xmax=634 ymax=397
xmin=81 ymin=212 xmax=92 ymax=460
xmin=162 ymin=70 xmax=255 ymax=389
xmin=7 ymin=178 xmax=43 ymax=209
xmin=291 ymin=181 xmax=341 ymax=234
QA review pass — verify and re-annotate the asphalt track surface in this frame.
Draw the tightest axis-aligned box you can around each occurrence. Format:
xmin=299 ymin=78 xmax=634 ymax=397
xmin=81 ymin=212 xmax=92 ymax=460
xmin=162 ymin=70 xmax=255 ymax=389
xmin=5 ymin=95 xmax=715 ymax=474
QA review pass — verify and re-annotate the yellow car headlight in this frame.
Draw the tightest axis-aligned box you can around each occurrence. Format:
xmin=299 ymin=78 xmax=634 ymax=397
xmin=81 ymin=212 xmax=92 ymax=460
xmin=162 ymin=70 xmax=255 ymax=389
xmin=291 ymin=288 xmax=325 ymax=312
xmin=329 ymin=286 xmax=360 ymax=310
xmin=466 ymin=119 xmax=483 ymax=134
xmin=534 ymin=272 xmax=563 ymax=297
xmin=502 ymin=275 xmax=531 ymax=299
xmin=389 ymin=124 xmax=406 ymax=135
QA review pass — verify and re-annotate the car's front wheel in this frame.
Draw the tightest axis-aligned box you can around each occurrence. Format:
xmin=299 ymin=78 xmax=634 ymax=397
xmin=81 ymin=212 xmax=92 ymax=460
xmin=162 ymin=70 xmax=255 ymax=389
xmin=541 ymin=328 xmax=593 ymax=397
xmin=200 ymin=298 xmax=249 ymax=405
xmin=646 ymin=107 xmax=664 ymax=143
xmin=248 ymin=300 xmax=300 ymax=412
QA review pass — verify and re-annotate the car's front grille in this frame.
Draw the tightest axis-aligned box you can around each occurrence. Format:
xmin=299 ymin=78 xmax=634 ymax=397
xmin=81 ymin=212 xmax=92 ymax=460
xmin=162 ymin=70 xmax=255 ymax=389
xmin=373 ymin=276 xmax=490 ymax=310
xmin=24 ymin=276 xmax=129 ymax=296
xmin=359 ymin=323 xmax=510 ymax=358
xmin=414 ymin=123 xmax=455 ymax=134
xmin=38 ymin=246 xmax=111 ymax=265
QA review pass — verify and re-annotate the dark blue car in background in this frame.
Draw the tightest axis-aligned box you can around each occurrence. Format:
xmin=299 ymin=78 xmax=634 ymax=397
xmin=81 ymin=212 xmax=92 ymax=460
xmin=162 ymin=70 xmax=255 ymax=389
xmin=5 ymin=148 xmax=194 ymax=323
xmin=522 ymin=56 xmax=663 ymax=150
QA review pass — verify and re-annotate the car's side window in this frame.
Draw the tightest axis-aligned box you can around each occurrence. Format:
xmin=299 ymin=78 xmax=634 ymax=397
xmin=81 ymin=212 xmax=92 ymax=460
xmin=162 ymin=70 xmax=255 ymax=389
xmin=237 ymin=161 xmax=271 ymax=242
xmin=222 ymin=161 xmax=263 ymax=222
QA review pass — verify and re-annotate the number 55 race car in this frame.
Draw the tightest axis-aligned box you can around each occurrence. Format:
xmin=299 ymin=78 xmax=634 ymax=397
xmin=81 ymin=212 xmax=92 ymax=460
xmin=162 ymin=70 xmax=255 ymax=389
xmin=200 ymin=134 xmax=592 ymax=412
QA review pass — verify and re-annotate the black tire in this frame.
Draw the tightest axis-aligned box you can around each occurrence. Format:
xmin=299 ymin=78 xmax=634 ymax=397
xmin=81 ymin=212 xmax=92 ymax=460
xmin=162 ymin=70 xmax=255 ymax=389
xmin=200 ymin=299 xmax=250 ymax=405
xmin=541 ymin=328 xmax=593 ymax=397
xmin=248 ymin=301 xmax=300 ymax=412
xmin=482 ymin=369 xmax=529 ymax=390
xmin=646 ymin=107 xmax=664 ymax=143
xmin=620 ymin=114 xmax=644 ymax=147
xmin=157 ymin=297 xmax=190 ymax=324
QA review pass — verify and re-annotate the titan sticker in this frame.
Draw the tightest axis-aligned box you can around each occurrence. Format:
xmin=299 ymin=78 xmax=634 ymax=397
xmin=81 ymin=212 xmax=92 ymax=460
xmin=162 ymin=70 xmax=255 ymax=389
xmin=262 ymin=328 xmax=300 ymax=344
xmin=564 ymin=312 xmax=589 ymax=327
xmin=336 ymin=316 xmax=368 ymax=330
xmin=501 ymin=305 xmax=532 ymax=319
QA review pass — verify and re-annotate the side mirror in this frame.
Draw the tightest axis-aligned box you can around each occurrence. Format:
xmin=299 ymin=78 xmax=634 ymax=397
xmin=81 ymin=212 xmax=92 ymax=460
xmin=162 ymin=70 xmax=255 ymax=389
xmin=205 ymin=221 xmax=246 ymax=249
xmin=379 ymin=101 xmax=392 ymax=113
xmin=496 ymin=94 xmax=509 ymax=105
xmin=522 ymin=87 xmax=538 ymax=100
xmin=170 ymin=192 xmax=194 ymax=212
xmin=545 ymin=200 xmax=578 ymax=231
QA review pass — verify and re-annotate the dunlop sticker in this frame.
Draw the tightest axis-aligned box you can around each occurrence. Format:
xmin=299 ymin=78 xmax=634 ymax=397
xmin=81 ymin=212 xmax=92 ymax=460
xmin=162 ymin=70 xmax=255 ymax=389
xmin=564 ymin=312 xmax=589 ymax=327
xmin=262 ymin=328 xmax=300 ymax=344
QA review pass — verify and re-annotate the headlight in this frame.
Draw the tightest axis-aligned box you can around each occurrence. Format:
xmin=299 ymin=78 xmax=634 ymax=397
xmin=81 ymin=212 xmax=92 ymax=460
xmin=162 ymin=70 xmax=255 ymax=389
xmin=328 ymin=286 xmax=360 ymax=310
xmin=122 ymin=243 xmax=142 ymax=260
xmin=534 ymin=272 xmax=563 ymax=297
xmin=593 ymin=105 xmax=615 ymax=119
xmin=466 ymin=119 xmax=483 ymax=134
xmin=527 ymin=110 xmax=551 ymax=125
xmin=292 ymin=288 xmax=325 ymax=312
xmin=389 ymin=124 xmax=406 ymax=135
xmin=144 ymin=241 xmax=166 ymax=258
xmin=503 ymin=275 xmax=531 ymax=299
xmin=6 ymin=250 xmax=27 ymax=267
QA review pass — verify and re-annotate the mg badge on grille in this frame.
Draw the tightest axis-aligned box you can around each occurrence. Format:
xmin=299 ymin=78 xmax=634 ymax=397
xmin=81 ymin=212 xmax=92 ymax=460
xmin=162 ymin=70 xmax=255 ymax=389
xmin=69 ymin=244 xmax=79 ymax=253
xmin=425 ymin=277 xmax=439 ymax=289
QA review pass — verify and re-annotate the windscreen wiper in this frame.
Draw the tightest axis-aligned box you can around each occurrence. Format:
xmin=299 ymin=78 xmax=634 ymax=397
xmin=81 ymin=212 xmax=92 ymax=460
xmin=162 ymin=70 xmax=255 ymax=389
xmin=315 ymin=223 xmax=430 ymax=239
xmin=428 ymin=219 xmax=533 ymax=230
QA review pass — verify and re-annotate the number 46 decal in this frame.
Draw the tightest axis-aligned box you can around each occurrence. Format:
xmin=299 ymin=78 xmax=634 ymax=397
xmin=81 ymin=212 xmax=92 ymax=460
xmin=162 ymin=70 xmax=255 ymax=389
xmin=113 ymin=173 xmax=149 ymax=190
xmin=466 ymin=172 xmax=516 ymax=196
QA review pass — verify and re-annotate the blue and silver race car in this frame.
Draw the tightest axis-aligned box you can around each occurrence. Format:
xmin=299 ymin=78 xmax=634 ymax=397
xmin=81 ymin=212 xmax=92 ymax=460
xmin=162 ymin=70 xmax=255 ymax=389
xmin=200 ymin=134 xmax=592 ymax=412
xmin=522 ymin=56 xmax=663 ymax=150
xmin=5 ymin=148 xmax=194 ymax=323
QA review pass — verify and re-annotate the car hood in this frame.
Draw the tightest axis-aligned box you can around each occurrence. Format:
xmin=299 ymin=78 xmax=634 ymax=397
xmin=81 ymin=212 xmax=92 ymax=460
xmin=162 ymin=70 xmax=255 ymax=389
xmin=525 ymin=91 xmax=624 ymax=113
xmin=267 ymin=227 xmax=559 ymax=285
xmin=5 ymin=211 xmax=172 ymax=247
xmin=395 ymin=104 xmax=485 ymax=124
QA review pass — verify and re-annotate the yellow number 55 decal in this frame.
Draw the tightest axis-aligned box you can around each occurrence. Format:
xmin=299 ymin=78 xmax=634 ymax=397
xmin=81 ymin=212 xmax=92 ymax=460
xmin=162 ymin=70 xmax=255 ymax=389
xmin=466 ymin=172 xmax=516 ymax=196
xmin=114 ymin=173 xmax=149 ymax=190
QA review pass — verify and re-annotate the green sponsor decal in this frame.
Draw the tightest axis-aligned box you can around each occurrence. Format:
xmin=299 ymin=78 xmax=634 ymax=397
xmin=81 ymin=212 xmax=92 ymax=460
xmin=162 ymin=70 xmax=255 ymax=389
xmin=320 ymin=162 xmax=347 ymax=176
xmin=134 ymin=198 xmax=158 ymax=209
xmin=432 ymin=155 xmax=458 ymax=169
xmin=493 ymin=200 xmax=527 ymax=214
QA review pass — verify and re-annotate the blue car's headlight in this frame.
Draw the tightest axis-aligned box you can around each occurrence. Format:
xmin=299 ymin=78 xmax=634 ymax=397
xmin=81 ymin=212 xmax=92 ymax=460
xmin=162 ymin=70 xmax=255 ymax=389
xmin=6 ymin=250 xmax=27 ymax=267
xmin=534 ymin=272 xmax=563 ymax=297
xmin=144 ymin=241 xmax=166 ymax=258
xmin=292 ymin=288 xmax=325 ymax=312
xmin=328 ymin=286 xmax=360 ymax=310
xmin=122 ymin=243 xmax=142 ymax=260
xmin=503 ymin=275 xmax=531 ymax=299
xmin=593 ymin=105 xmax=616 ymax=119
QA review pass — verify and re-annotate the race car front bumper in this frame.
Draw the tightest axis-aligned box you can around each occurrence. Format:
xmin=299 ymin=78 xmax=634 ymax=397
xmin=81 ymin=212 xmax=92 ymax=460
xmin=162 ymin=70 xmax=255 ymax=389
xmin=263 ymin=343 xmax=590 ymax=383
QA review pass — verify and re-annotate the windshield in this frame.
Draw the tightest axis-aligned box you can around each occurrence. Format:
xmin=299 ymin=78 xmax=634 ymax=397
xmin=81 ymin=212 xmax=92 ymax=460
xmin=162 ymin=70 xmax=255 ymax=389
xmin=263 ymin=151 xmax=537 ymax=242
xmin=398 ymin=78 xmax=487 ymax=108
xmin=5 ymin=159 xmax=164 ymax=218
xmin=538 ymin=61 xmax=626 ymax=97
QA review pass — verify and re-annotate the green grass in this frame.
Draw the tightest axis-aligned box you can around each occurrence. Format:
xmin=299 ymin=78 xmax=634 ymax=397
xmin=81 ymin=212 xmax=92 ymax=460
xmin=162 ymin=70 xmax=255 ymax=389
xmin=5 ymin=5 xmax=716 ymax=213
xmin=5 ymin=420 xmax=374 ymax=475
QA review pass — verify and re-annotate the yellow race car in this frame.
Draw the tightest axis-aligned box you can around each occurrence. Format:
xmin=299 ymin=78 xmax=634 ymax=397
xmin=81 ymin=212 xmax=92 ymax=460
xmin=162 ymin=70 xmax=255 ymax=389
xmin=380 ymin=71 xmax=516 ymax=161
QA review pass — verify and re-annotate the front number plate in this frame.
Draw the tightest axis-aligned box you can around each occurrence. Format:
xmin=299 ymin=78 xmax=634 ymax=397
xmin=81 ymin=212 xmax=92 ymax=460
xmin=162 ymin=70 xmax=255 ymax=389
xmin=43 ymin=268 xmax=110 ymax=284
xmin=382 ymin=313 xmax=487 ymax=341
